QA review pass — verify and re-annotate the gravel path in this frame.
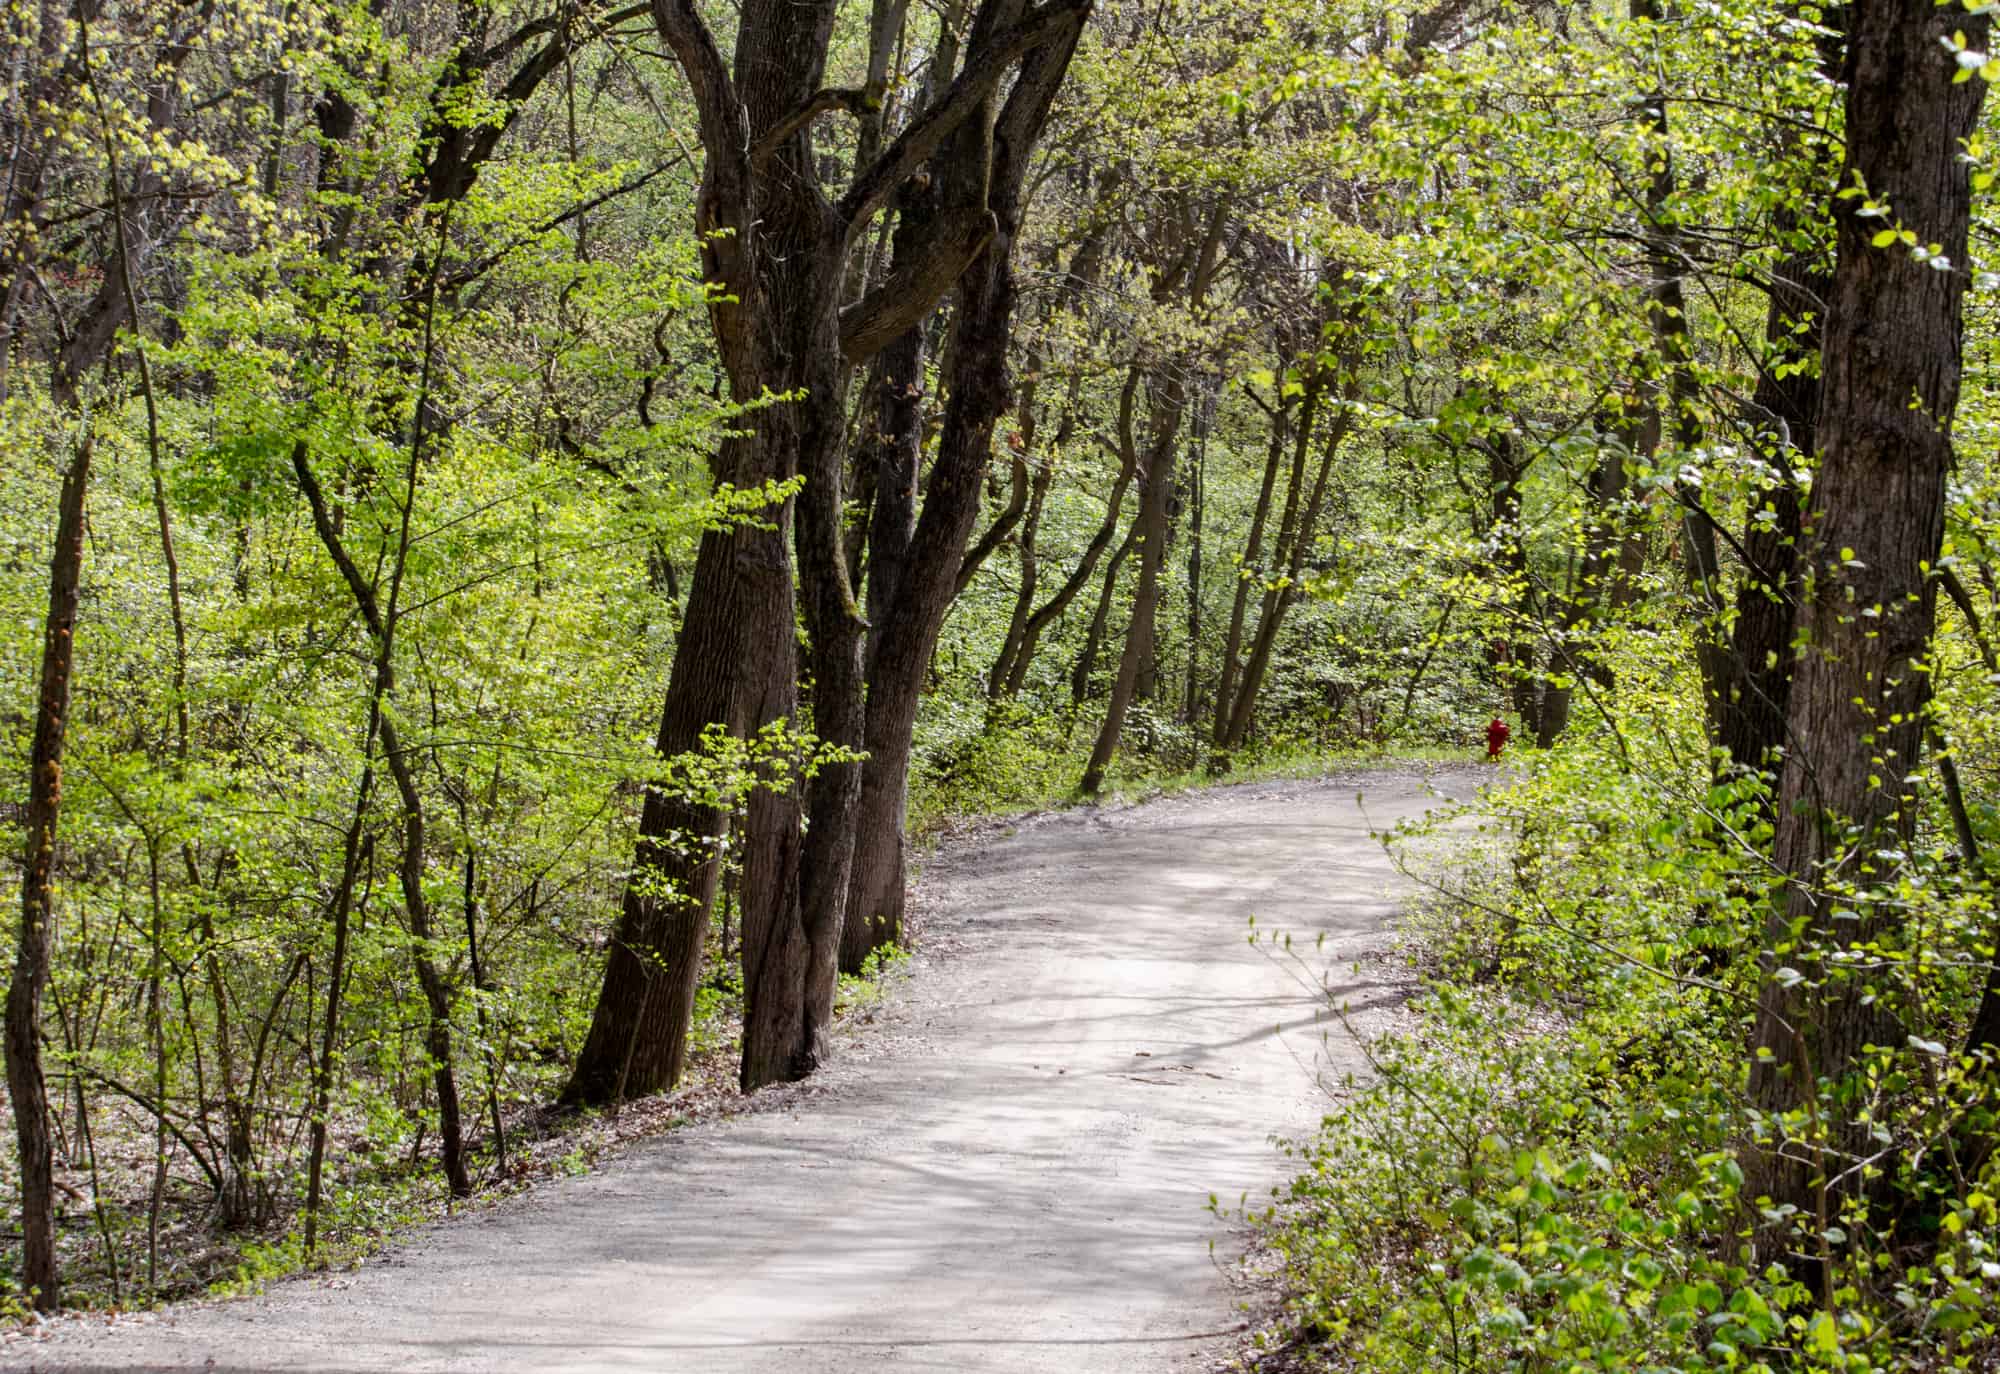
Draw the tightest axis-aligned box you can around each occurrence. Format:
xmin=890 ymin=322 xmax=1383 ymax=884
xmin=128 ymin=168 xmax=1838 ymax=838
xmin=11 ymin=767 xmax=1475 ymax=1373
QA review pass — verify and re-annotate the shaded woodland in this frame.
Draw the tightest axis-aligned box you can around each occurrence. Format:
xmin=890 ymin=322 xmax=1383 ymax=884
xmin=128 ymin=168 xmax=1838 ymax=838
xmin=5 ymin=0 xmax=2000 ymax=1364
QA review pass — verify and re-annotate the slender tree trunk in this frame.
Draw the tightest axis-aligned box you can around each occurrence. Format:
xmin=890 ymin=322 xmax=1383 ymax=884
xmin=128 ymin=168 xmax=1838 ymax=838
xmin=1081 ymin=403 xmax=1180 ymax=794
xmin=1072 ymin=519 xmax=1140 ymax=707
xmin=1181 ymin=384 xmax=1212 ymax=726
xmin=1211 ymin=392 xmax=1291 ymax=758
xmin=378 ymin=716 xmax=471 ymax=1196
xmin=1222 ymin=392 xmax=1356 ymax=753
xmin=997 ymin=372 xmax=1142 ymax=698
xmin=1082 ymin=196 xmax=1227 ymax=792
xmin=1746 ymin=0 xmax=1985 ymax=1230
xmin=5 ymin=438 xmax=91 ymax=1312
xmin=989 ymin=459 xmax=1055 ymax=699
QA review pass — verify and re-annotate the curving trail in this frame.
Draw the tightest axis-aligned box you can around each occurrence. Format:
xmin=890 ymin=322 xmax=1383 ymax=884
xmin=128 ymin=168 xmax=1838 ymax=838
xmin=13 ymin=769 xmax=1472 ymax=1374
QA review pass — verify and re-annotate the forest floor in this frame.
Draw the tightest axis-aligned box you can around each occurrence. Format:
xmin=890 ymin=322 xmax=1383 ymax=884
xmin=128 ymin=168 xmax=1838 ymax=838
xmin=7 ymin=764 xmax=1483 ymax=1373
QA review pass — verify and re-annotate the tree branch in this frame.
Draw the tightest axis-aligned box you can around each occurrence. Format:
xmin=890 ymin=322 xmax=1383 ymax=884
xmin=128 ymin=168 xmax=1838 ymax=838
xmin=839 ymin=206 xmax=997 ymax=362
xmin=752 ymin=86 xmax=877 ymax=167
xmin=292 ymin=443 xmax=388 ymax=645
xmin=836 ymin=0 xmax=1092 ymax=231
xmin=646 ymin=0 xmax=749 ymax=177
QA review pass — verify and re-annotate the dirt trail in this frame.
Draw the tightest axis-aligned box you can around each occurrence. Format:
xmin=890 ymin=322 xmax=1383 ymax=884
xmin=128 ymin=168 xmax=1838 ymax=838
xmin=13 ymin=768 xmax=1473 ymax=1373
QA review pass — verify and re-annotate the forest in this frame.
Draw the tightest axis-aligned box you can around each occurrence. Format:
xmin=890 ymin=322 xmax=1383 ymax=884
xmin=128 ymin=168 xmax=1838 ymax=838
xmin=4 ymin=0 xmax=2000 ymax=1368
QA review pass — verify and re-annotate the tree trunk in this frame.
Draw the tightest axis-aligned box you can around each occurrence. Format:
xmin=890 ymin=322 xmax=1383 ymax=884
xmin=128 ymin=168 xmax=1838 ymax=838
xmin=842 ymin=5 xmax=1085 ymax=972
xmin=6 ymin=438 xmax=90 ymax=1313
xmin=989 ymin=458 xmax=1055 ymax=700
xmin=997 ymin=370 xmax=1142 ymax=699
xmin=566 ymin=0 xmax=1090 ymax=1102
xmin=844 ymin=240 xmax=1023 ymax=971
xmin=1714 ymin=239 xmax=1827 ymax=778
xmin=1211 ymin=391 xmax=1291 ymax=753
xmin=1072 ymin=518 xmax=1141 ymax=707
xmin=1746 ymin=0 xmax=1985 ymax=1228
xmin=1081 ymin=193 xmax=1228 ymax=794
xmin=378 ymin=715 xmax=471 ymax=1196
xmin=1222 ymin=389 xmax=1356 ymax=754
xmin=1181 ymin=383 xmax=1214 ymax=725
xmin=560 ymin=503 xmax=789 ymax=1105
xmin=1081 ymin=409 xmax=1175 ymax=794
xmin=1710 ymin=6 xmax=1843 ymax=780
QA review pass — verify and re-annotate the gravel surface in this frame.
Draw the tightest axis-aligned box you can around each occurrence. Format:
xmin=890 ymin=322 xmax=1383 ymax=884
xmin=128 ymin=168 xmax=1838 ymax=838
xmin=10 ymin=766 xmax=1478 ymax=1373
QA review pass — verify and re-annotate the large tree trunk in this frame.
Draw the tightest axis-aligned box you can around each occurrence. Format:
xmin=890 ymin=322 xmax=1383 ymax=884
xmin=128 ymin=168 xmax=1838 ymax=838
xmin=1480 ymin=429 xmax=1543 ymax=739
xmin=1746 ymin=0 xmax=1985 ymax=1228
xmin=5 ymin=439 xmax=90 ymax=1313
xmin=842 ymin=6 xmax=1084 ymax=971
xmin=843 ymin=244 xmax=1019 ymax=971
xmin=741 ymin=229 xmax=849 ymax=1091
xmin=560 ymin=486 xmax=791 ymax=1105
xmin=565 ymin=0 xmax=1090 ymax=1103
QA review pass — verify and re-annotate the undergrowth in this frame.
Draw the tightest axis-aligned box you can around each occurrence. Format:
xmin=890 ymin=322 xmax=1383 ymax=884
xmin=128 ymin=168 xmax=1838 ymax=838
xmin=1252 ymin=730 xmax=2000 ymax=1373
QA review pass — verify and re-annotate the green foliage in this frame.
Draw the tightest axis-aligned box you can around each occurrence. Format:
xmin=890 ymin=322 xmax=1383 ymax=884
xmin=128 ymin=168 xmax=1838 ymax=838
xmin=1260 ymin=677 xmax=2000 ymax=1370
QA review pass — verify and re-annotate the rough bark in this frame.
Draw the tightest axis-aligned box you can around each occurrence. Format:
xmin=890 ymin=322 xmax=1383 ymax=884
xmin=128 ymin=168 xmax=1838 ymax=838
xmin=1745 ymin=0 xmax=1985 ymax=1228
xmin=565 ymin=0 xmax=1092 ymax=1102
xmin=842 ymin=3 xmax=1086 ymax=972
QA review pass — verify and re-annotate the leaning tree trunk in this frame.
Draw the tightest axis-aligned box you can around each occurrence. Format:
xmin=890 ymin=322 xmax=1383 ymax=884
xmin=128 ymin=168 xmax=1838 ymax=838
xmin=842 ymin=7 xmax=1085 ymax=972
xmin=6 ymin=438 xmax=90 ymax=1313
xmin=1746 ymin=0 xmax=1985 ymax=1228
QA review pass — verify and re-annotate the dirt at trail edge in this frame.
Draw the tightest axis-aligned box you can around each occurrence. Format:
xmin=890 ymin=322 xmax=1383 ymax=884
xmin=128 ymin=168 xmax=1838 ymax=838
xmin=12 ymin=768 xmax=1478 ymax=1374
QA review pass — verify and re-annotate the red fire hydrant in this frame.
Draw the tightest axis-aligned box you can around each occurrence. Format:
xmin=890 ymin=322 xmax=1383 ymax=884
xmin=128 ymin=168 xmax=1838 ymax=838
xmin=1486 ymin=715 xmax=1511 ymax=761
